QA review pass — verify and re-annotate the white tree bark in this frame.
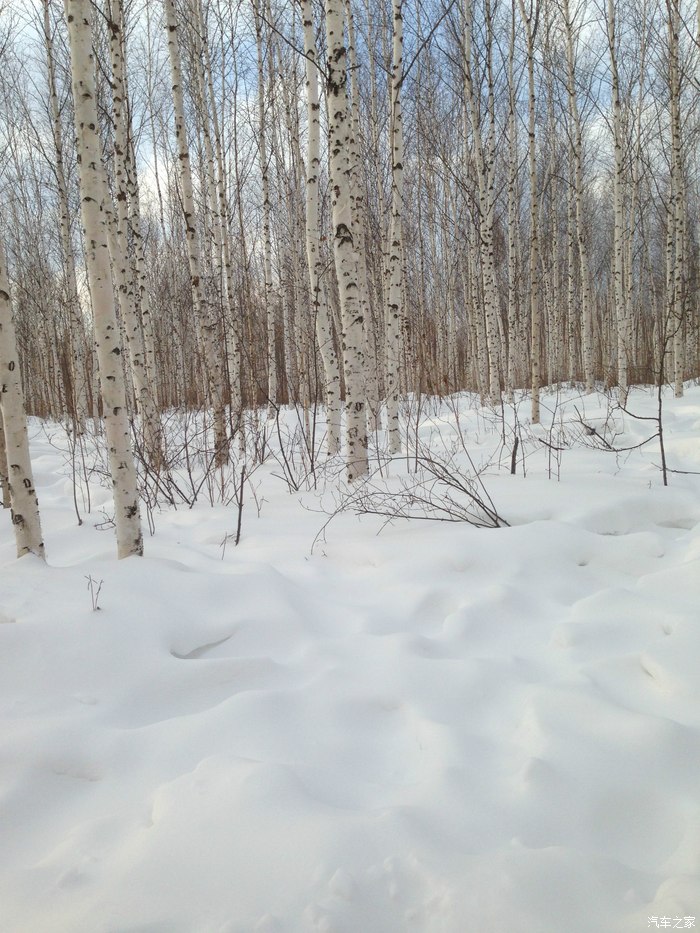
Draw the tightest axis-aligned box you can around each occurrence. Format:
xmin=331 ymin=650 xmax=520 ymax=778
xmin=518 ymin=0 xmax=542 ymax=423
xmin=0 ymin=238 xmax=45 ymax=558
xmin=301 ymin=0 xmax=341 ymax=454
xmin=194 ymin=0 xmax=242 ymax=427
xmin=506 ymin=0 xmax=519 ymax=399
xmin=606 ymin=0 xmax=629 ymax=405
xmin=125 ymin=138 xmax=159 ymax=410
xmin=267 ymin=26 xmax=297 ymax=404
xmin=163 ymin=0 xmax=228 ymax=462
xmin=278 ymin=40 xmax=311 ymax=420
xmin=345 ymin=0 xmax=379 ymax=429
xmin=463 ymin=0 xmax=502 ymax=403
xmin=566 ymin=158 xmax=577 ymax=382
xmin=385 ymin=0 xmax=404 ymax=455
xmin=43 ymin=0 xmax=89 ymax=426
xmin=467 ymin=222 xmax=489 ymax=399
xmin=562 ymin=0 xmax=594 ymax=392
xmin=0 ymin=415 xmax=9 ymax=509
xmin=106 ymin=0 xmax=163 ymax=468
xmin=252 ymin=0 xmax=277 ymax=418
xmin=325 ymin=0 xmax=368 ymax=482
xmin=667 ymin=0 xmax=685 ymax=397
xmin=543 ymin=43 xmax=562 ymax=389
xmin=63 ymin=0 xmax=142 ymax=558
xmin=365 ymin=0 xmax=387 ymax=349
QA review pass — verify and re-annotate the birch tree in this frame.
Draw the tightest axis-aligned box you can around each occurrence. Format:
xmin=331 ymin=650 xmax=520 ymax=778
xmin=666 ymin=0 xmax=686 ymax=397
xmin=0 ymin=415 xmax=9 ymax=509
xmin=606 ymin=0 xmax=630 ymax=404
xmin=0 ymin=237 xmax=45 ymax=558
xmin=42 ymin=0 xmax=89 ymax=427
xmin=462 ymin=0 xmax=503 ymax=403
xmin=518 ymin=0 xmax=542 ymax=422
xmin=385 ymin=0 xmax=404 ymax=454
xmin=300 ymin=0 xmax=341 ymax=454
xmin=194 ymin=0 xmax=242 ymax=427
xmin=345 ymin=0 xmax=380 ymax=428
xmin=105 ymin=0 xmax=163 ymax=467
xmin=325 ymin=0 xmax=369 ymax=481
xmin=252 ymin=0 xmax=277 ymax=417
xmin=63 ymin=0 xmax=142 ymax=558
xmin=163 ymin=0 xmax=228 ymax=463
xmin=506 ymin=0 xmax=520 ymax=399
xmin=1 ymin=0 xmax=700 ymax=476
xmin=562 ymin=0 xmax=594 ymax=392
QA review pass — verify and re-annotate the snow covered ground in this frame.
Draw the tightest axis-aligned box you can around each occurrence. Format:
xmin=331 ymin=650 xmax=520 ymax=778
xmin=1 ymin=385 xmax=699 ymax=933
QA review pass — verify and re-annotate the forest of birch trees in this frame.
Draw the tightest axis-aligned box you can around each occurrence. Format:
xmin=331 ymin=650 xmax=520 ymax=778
xmin=0 ymin=0 xmax=698 ymax=557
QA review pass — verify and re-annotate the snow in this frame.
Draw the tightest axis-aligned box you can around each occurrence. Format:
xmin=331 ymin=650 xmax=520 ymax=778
xmin=1 ymin=385 xmax=700 ymax=932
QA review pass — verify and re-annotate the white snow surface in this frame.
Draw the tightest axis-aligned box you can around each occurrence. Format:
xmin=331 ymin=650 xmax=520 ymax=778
xmin=1 ymin=386 xmax=700 ymax=932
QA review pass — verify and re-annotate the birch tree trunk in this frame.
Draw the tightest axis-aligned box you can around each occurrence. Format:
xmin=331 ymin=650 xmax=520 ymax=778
xmin=252 ymin=0 xmax=277 ymax=418
xmin=126 ymin=138 xmax=159 ymax=409
xmin=385 ymin=0 xmax=404 ymax=454
xmin=566 ymin=158 xmax=577 ymax=382
xmin=106 ymin=0 xmax=163 ymax=469
xmin=63 ymin=0 xmax=142 ymax=558
xmin=518 ymin=0 xmax=542 ymax=423
xmin=0 ymin=239 xmax=45 ymax=557
xmin=543 ymin=42 xmax=562 ymax=387
xmin=365 ymin=0 xmax=387 ymax=337
xmin=463 ymin=0 xmax=502 ymax=403
xmin=345 ymin=0 xmax=379 ymax=429
xmin=266 ymin=27 xmax=296 ymax=404
xmin=606 ymin=0 xmax=629 ymax=405
xmin=467 ymin=222 xmax=489 ymax=399
xmin=562 ymin=0 xmax=594 ymax=392
xmin=667 ymin=0 xmax=685 ymax=397
xmin=190 ymin=0 xmax=232 ymax=409
xmin=163 ymin=0 xmax=228 ymax=463
xmin=506 ymin=0 xmax=519 ymax=400
xmin=0 ymin=415 xmax=9 ymax=510
xmin=195 ymin=0 xmax=242 ymax=429
xmin=301 ymin=0 xmax=341 ymax=455
xmin=325 ymin=0 xmax=368 ymax=482
xmin=43 ymin=0 xmax=89 ymax=427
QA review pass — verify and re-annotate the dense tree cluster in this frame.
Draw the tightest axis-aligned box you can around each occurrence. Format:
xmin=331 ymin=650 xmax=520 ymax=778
xmin=0 ymin=0 xmax=698 ymax=556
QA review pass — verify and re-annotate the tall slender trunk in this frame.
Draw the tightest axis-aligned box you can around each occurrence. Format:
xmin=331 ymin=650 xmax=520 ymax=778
xmin=63 ymin=0 xmax=142 ymax=558
xmin=163 ymin=0 xmax=228 ymax=463
xmin=543 ymin=40 xmax=562 ymax=387
xmin=386 ymin=0 xmax=404 ymax=454
xmin=325 ymin=0 xmax=368 ymax=481
xmin=125 ymin=138 xmax=158 ymax=408
xmin=462 ymin=0 xmax=502 ymax=403
xmin=606 ymin=0 xmax=629 ymax=405
xmin=518 ymin=0 xmax=542 ymax=423
xmin=0 ymin=239 xmax=45 ymax=557
xmin=667 ymin=0 xmax=685 ymax=397
xmin=345 ymin=0 xmax=379 ymax=428
xmin=106 ymin=0 xmax=163 ymax=468
xmin=196 ymin=0 xmax=242 ymax=428
xmin=252 ymin=0 xmax=277 ymax=417
xmin=562 ymin=0 xmax=593 ymax=391
xmin=301 ymin=0 xmax=341 ymax=454
xmin=506 ymin=0 xmax=519 ymax=399
xmin=0 ymin=415 xmax=9 ymax=510
xmin=566 ymin=158 xmax=578 ymax=382
xmin=191 ymin=0 xmax=243 ymax=423
xmin=267 ymin=25 xmax=296 ymax=404
xmin=43 ymin=0 xmax=89 ymax=426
